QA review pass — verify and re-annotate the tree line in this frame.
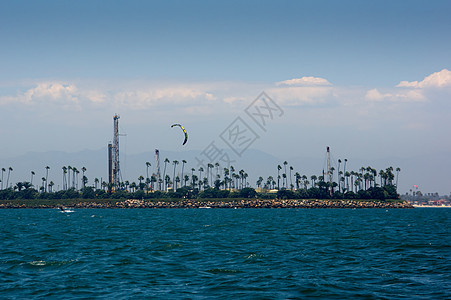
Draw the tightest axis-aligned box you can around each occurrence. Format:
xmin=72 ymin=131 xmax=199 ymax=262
xmin=0 ymin=159 xmax=400 ymax=201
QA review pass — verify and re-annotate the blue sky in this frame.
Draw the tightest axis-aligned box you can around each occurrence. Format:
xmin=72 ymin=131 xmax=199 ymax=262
xmin=1 ymin=0 xmax=451 ymax=194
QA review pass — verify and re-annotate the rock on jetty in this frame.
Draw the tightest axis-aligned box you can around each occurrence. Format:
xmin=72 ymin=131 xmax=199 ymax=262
xmin=0 ymin=199 xmax=414 ymax=209
xmin=74 ymin=199 xmax=413 ymax=209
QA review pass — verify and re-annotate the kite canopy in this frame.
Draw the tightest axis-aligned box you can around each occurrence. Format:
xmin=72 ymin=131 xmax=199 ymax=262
xmin=171 ymin=123 xmax=188 ymax=145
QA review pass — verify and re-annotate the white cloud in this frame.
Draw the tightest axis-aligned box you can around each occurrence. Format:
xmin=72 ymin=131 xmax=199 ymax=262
xmin=365 ymin=69 xmax=451 ymax=103
xmin=269 ymin=86 xmax=334 ymax=106
xmin=365 ymin=88 xmax=426 ymax=102
xmin=396 ymin=69 xmax=451 ymax=88
xmin=276 ymin=76 xmax=331 ymax=86
xmin=0 ymin=82 xmax=107 ymax=109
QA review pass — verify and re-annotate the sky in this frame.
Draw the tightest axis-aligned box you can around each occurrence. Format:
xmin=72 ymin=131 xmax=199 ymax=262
xmin=1 ymin=0 xmax=450 ymax=195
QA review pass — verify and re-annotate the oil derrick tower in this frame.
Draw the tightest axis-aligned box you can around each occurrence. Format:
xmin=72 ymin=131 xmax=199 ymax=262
xmin=113 ymin=114 xmax=121 ymax=190
xmin=108 ymin=114 xmax=121 ymax=191
xmin=155 ymin=149 xmax=161 ymax=190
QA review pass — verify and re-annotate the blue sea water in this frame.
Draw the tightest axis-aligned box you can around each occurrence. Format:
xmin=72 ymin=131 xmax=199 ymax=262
xmin=0 ymin=208 xmax=449 ymax=299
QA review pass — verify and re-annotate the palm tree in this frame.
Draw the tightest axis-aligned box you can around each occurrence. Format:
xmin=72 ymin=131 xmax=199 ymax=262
xmin=130 ymin=182 xmax=137 ymax=193
xmin=145 ymin=177 xmax=151 ymax=192
xmin=184 ymin=175 xmax=189 ymax=187
xmin=41 ymin=177 xmax=46 ymax=192
xmin=163 ymin=158 xmax=170 ymax=184
xmin=295 ymin=172 xmax=300 ymax=189
xmin=6 ymin=167 xmax=13 ymax=189
xmin=289 ymin=166 xmax=293 ymax=190
xmin=2 ymin=168 xmax=6 ymax=190
xmin=223 ymin=167 xmax=229 ymax=190
xmin=395 ymin=167 xmax=401 ymax=187
xmin=138 ymin=175 xmax=144 ymax=190
xmin=151 ymin=175 xmax=157 ymax=191
xmin=31 ymin=171 xmax=35 ymax=187
xmin=62 ymin=167 xmax=67 ymax=190
xmin=256 ymin=176 xmax=263 ymax=188
xmin=344 ymin=171 xmax=351 ymax=192
xmin=310 ymin=175 xmax=317 ymax=187
xmin=172 ymin=160 xmax=179 ymax=191
xmin=48 ymin=181 xmax=54 ymax=193
xmin=192 ymin=174 xmax=198 ymax=189
xmin=181 ymin=160 xmax=187 ymax=186
xmin=283 ymin=161 xmax=288 ymax=187
xmin=175 ymin=176 xmax=180 ymax=190
xmin=165 ymin=175 xmax=171 ymax=190
xmin=207 ymin=163 xmax=214 ymax=187
xmin=1 ymin=167 xmax=5 ymax=189
xmin=44 ymin=166 xmax=50 ymax=192
xmin=215 ymin=162 xmax=220 ymax=180
xmin=191 ymin=168 xmax=195 ymax=188
xmin=198 ymin=167 xmax=204 ymax=190
xmin=146 ymin=162 xmax=151 ymax=179
xmin=67 ymin=166 xmax=72 ymax=189
xmin=81 ymin=167 xmax=87 ymax=188
xmin=277 ymin=165 xmax=281 ymax=190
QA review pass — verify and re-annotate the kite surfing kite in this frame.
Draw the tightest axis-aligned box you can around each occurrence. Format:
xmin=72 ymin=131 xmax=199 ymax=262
xmin=171 ymin=123 xmax=188 ymax=145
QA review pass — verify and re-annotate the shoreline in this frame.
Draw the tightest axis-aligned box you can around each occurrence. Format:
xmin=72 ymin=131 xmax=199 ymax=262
xmin=412 ymin=205 xmax=451 ymax=208
xmin=0 ymin=199 xmax=413 ymax=209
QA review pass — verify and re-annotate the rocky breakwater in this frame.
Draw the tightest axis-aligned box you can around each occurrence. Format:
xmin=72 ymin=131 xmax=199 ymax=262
xmin=70 ymin=199 xmax=413 ymax=209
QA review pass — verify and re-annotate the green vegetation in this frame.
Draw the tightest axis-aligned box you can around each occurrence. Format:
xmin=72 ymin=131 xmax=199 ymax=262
xmin=0 ymin=161 xmax=400 ymax=202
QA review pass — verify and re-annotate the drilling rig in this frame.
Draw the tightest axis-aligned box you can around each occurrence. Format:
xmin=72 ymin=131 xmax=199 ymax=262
xmin=108 ymin=114 xmax=121 ymax=191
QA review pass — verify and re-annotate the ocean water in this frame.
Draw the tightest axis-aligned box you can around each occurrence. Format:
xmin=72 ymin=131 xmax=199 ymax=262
xmin=0 ymin=208 xmax=449 ymax=299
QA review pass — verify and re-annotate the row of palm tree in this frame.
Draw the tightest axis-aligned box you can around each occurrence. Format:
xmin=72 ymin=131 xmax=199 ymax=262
xmin=1 ymin=157 xmax=401 ymax=201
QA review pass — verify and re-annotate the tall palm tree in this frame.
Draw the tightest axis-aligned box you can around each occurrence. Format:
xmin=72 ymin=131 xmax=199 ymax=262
xmin=191 ymin=168 xmax=195 ymax=188
xmin=67 ymin=166 xmax=72 ymax=189
xmin=163 ymin=158 xmax=170 ymax=184
xmin=41 ymin=177 xmax=46 ymax=192
xmin=45 ymin=166 xmax=50 ymax=192
xmin=215 ymin=162 xmax=220 ymax=180
xmin=146 ymin=162 xmax=151 ymax=180
xmin=1 ymin=168 xmax=5 ymax=189
xmin=207 ymin=163 xmax=214 ymax=187
xmin=165 ymin=175 xmax=171 ymax=190
xmin=74 ymin=168 xmax=79 ymax=190
xmin=6 ymin=167 xmax=13 ymax=189
xmin=31 ymin=171 xmax=35 ymax=187
xmin=277 ymin=165 xmax=281 ymax=190
xmin=283 ymin=161 xmax=288 ymax=187
xmin=198 ymin=167 xmax=204 ymax=190
xmin=223 ymin=167 xmax=230 ymax=190
xmin=172 ymin=160 xmax=179 ymax=191
xmin=395 ymin=167 xmax=401 ymax=187
xmin=289 ymin=166 xmax=293 ymax=190
xmin=62 ymin=167 xmax=67 ymax=190
xmin=81 ymin=167 xmax=87 ymax=188
xmin=181 ymin=160 xmax=187 ymax=186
